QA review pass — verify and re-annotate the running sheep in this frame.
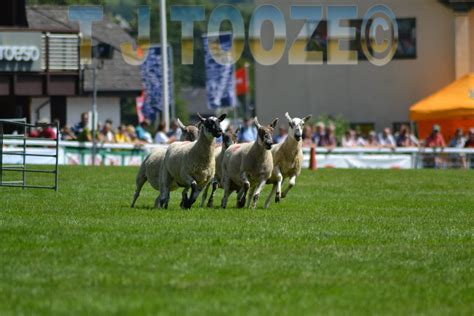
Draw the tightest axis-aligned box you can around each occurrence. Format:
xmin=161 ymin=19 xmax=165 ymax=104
xmin=264 ymin=112 xmax=312 ymax=208
xmin=130 ymin=119 xmax=199 ymax=208
xmin=221 ymin=117 xmax=278 ymax=209
xmin=200 ymin=127 xmax=239 ymax=208
xmin=159 ymin=114 xmax=226 ymax=209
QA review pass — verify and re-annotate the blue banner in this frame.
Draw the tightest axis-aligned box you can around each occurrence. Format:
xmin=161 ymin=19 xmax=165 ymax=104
xmin=140 ymin=46 xmax=174 ymax=121
xmin=203 ymin=33 xmax=237 ymax=110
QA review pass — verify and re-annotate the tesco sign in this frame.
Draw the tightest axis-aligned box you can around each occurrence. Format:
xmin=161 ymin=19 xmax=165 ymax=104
xmin=0 ymin=45 xmax=40 ymax=62
xmin=0 ymin=32 xmax=42 ymax=72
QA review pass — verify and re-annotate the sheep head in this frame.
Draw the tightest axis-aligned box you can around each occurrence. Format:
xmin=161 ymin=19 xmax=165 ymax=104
xmin=285 ymin=112 xmax=312 ymax=141
xmin=222 ymin=127 xmax=240 ymax=149
xmin=176 ymin=118 xmax=199 ymax=142
xmin=197 ymin=113 xmax=226 ymax=139
xmin=255 ymin=117 xmax=279 ymax=150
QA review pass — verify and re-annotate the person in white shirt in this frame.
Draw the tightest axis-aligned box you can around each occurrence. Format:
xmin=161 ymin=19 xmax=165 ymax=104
xmin=378 ymin=128 xmax=396 ymax=148
xmin=154 ymin=122 xmax=169 ymax=144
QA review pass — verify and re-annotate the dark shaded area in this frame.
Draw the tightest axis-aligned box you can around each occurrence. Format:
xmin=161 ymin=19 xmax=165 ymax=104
xmin=0 ymin=0 xmax=29 ymax=27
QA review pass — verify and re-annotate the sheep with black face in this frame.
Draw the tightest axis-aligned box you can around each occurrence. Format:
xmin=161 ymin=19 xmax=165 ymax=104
xmin=221 ymin=117 xmax=278 ymax=209
xmin=130 ymin=119 xmax=200 ymax=208
xmin=159 ymin=113 xmax=226 ymax=209
xmin=264 ymin=112 xmax=312 ymax=209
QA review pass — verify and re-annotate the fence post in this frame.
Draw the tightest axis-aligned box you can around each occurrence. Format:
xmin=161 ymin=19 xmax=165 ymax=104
xmin=309 ymin=145 xmax=317 ymax=170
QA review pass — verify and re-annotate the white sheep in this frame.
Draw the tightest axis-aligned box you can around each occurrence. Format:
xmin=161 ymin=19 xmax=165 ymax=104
xmin=221 ymin=117 xmax=278 ymax=209
xmin=200 ymin=128 xmax=239 ymax=208
xmin=264 ymin=112 xmax=312 ymax=208
xmin=159 ymin=114 xmax=226 ymax=209
xmin=130 ymin=119 xmax=199 ymax=208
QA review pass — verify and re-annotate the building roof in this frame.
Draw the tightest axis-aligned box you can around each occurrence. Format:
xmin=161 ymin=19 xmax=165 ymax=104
xmin=27 ymin=5 xmax=142 ymax=95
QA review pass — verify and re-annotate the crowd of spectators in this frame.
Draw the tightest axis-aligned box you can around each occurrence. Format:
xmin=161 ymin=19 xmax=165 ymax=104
xmin=296 ymin=122 xmax=474 ymax=150
xmin=30 ymin=113 xmax=474 ymax=151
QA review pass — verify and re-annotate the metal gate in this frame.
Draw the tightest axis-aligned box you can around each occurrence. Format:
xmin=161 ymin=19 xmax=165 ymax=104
xmin=0 ymin=118 xmax=59 ymax=191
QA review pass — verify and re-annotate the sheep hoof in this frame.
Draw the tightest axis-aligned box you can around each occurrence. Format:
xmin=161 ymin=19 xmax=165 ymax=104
xmin=275 ymin=192 xmax=281 ymax=203
xmin=237 ymin=197 xmax=246 ymax=208
xmin=207 ymin=199 xmax=214 ymax=208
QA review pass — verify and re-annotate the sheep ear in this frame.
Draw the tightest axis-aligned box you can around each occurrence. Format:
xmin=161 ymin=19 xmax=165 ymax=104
xmin=197 ymin=113 xmax=205 ymax=122
xmin=217 ymin=114 xmax=227 ymax=122
xmin=254 ymin=117 xmax=261 ymax=129
xmin=270 ymin=118 xmax=279 ymax=129
xmin=303 ymin=115 xmax=312 ymax=123
xmin=177 ymin=118 xmax=186 ymax=131
xmin=285 ymin=112 xmax=292 ymax=122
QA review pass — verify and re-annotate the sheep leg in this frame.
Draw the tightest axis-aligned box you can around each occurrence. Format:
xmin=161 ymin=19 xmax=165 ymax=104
xmin=274 ymin=167 xmax=283 ymax=203
xmin=131 ymin=163 xmax=147 ymax=208
xmin=207 ymin=179 xmax=218 ymax=208
xmin=251 ymin=179 xmax=267 ymax=209
xmin=159 ymin=170 xmax=172 ymax=209
xmin=180 ymin=187 xmax=190 ymax=209
xmin=221 ymin=175 xmax=231 ymax=209
xmin=281 ymin=175 xmax=296 ymax=198
xmin=239 ymin=171 xmax=251 ymax=208
xmin=199 ymin=181 xmax=211 ymax=207
xmin=236 ymin=187 xmax=247 ymax=208
xmin=264 ymin=184 xmax=278 ymax=209
xmin=183 ymin=181 xmax=200 ymax=209
xmin=246 ymin=185 xmax=256 ymax=209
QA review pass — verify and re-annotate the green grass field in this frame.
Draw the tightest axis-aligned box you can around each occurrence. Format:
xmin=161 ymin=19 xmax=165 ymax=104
xmin=0 ymin=166 xmax=473 ymax=315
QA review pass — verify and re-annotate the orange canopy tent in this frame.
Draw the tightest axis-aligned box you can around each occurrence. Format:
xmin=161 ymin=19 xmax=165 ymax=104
xmin=410 ymin=74 xmax=474 ymax=141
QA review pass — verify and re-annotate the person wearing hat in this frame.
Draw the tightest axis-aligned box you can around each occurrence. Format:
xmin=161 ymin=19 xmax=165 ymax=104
xmin=423 ymin=124 xmax=447 ymax=168
xmin=424 ymin=124 xmax=446 ymax=148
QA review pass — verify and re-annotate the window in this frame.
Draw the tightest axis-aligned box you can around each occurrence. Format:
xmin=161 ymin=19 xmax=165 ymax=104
xmin=350 ymin=123 xmax=375 ymax=137
xmin=306 ymin=18 xmax=417 ymax=61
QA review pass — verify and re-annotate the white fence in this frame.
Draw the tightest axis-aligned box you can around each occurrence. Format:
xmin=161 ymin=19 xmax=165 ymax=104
xmin=2 ymin=140 xmax=474 ymax=169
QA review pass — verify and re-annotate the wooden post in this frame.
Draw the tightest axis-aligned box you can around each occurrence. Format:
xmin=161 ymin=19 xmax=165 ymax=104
xmin=309 ymin=145 xmax=317 ymax=170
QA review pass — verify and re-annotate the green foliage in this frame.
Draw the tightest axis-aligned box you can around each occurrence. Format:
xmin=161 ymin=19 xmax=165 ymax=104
xmin=310 ymin=113 xmax=350 ymax=140
xmin=1 ymin=167 xmax=473 ymax=315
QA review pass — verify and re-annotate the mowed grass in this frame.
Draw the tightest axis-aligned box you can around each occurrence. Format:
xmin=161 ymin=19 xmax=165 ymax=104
xmin=0 ymin=166 xmax=473 ymax=315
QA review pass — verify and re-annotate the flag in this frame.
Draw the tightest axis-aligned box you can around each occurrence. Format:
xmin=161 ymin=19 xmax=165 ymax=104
xmin=140 ymin=46 xmax=174 ymax=121
xmin=203 ymin=33 xmax=237 ymax=109
xmin=235 ymin=67 xmax=248 ymax=96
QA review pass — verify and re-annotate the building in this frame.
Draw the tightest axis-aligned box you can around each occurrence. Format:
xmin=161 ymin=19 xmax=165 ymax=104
xmin=0 ymin=2 xmax=141 ymax=129
xmin=254 ymin=0 xmax=474 ymax=132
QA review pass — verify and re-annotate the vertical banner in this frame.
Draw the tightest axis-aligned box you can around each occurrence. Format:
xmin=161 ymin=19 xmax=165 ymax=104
xmin=203 ymin=33 xmax=237 ymax=110
xmin=140 ymin=46 xmax=174 ymax=121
